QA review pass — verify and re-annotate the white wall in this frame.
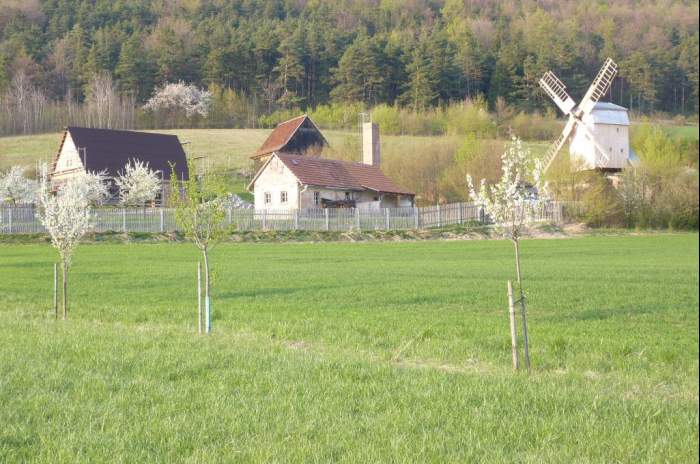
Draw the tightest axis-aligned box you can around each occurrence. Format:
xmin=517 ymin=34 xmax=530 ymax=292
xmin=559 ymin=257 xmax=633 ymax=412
xmin=570 ymin=123 xmax=629 ymax=170
xmin=52 ymin=132 xmax=85 ymax=182
xmin=253 ymin=156 xmax=300 ymax=209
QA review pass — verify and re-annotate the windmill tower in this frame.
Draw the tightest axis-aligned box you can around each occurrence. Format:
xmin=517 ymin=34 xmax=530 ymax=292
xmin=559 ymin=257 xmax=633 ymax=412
xmin=539 ymin=58 xmax=631 ymax=173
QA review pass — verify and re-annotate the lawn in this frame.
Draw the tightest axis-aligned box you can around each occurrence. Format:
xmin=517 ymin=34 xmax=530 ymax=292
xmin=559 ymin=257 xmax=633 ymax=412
xmin=0 ymin=234 xmax=697 ymax=462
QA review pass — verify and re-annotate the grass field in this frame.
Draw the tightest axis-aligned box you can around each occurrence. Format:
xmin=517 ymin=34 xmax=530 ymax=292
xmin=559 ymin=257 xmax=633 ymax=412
xmin=0 ymin=234 xmax=698 ymax=462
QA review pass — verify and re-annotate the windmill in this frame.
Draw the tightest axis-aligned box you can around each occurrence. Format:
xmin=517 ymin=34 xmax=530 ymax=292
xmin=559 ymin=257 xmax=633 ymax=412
xmin=539 ymin=58 xmax=631 ymax=173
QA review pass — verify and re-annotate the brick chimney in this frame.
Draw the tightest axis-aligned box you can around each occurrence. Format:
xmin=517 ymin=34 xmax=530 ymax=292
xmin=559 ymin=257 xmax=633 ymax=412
xmin=362 ymin=122 xmax=380 ymax=167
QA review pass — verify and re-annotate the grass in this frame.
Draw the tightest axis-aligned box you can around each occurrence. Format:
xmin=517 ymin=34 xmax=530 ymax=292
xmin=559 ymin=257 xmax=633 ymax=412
xmin=0 ymin=234 xmax=698 ymax=462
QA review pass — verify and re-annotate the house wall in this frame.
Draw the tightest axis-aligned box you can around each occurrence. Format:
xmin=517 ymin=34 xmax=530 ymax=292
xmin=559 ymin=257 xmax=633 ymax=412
xmin=253 ymin=157 xmax=300 ymax=209
xmin=570 ymin=122 xmax=629 ymax=170
xmin=51 ymin=132 xmax=85 ymax=183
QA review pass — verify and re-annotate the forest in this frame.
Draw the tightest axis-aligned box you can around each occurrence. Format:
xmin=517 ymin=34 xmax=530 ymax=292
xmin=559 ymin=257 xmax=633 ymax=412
xmin=0 ymin=0 xmax=698 ymax=135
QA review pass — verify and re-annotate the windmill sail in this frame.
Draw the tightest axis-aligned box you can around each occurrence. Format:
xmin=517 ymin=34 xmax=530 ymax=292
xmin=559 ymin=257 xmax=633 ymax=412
xmin=539 ymin=71 xmax=576 ymax=115
xmin=542 ymin=116 xmax=577 ymax=172
xmin=578 ymin=58 xmax=618 ymax=115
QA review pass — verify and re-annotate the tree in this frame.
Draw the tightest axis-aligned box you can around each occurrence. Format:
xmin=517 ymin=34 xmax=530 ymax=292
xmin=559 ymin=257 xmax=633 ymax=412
xmin=467 ymin=137 xmax=550 ymax=371
xmin=143 ymin=82 xmax=212 ymax=127
xmin=170 ymin=161 xmax=230 ymax=334
xmin=0 ymin=166 xmax=37 ymax=205
xmin=36 ymin=166 xmax=102 ymax=319
xmin=115 ymin=160 xmax=162 ymax=206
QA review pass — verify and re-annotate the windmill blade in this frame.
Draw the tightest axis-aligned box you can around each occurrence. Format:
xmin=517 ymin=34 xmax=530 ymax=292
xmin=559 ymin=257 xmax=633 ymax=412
xmin=542 ymin=116 xmax=577 ymax=173
xmin=539 ymin=71 xmax=577 ymax=115
xmin=578 ymin=58 xmax=618 ymax=115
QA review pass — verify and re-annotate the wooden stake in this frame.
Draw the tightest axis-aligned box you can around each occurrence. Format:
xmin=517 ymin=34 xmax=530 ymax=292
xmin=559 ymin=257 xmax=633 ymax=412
xmin=507 ymin=280 xmax=519 ymax=370
xmin=513 ymin=240 xmax=531 ymax=372
xmin=53 ymin=263 xmax=58 ymax=319
xmin=197 ymin=262 xmax=202 ymax=335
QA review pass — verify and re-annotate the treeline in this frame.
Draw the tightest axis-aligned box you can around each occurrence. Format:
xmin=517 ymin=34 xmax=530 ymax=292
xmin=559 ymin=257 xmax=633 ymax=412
xmin=0 ymin=0 xmax=698 ymax=136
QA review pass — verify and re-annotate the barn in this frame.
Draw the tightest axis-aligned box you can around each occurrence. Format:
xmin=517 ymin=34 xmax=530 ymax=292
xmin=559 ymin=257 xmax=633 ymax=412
xmin=247 ymin=115 xmax=414 ymax=210
xmin=50 ymin=126 xmax=189 ymax=202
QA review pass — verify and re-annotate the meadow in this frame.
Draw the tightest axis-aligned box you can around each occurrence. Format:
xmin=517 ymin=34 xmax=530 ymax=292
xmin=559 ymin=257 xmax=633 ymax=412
xmin=0 ymin=234 xmax=698 ymax=462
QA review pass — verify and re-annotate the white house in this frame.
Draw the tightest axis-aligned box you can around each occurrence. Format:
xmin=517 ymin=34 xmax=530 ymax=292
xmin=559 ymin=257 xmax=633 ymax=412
xmin=569 ymin=102 xmax=631 ymax=171
xmin=248 ymin=116 xmax=414 ymax=210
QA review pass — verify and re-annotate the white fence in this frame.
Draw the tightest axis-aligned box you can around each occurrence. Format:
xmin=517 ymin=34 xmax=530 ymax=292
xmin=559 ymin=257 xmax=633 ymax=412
xmin=0 ymin=202 xmax=563 ymax=235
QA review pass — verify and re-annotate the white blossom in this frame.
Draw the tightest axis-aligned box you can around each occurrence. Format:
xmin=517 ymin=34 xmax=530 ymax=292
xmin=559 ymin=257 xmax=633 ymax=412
xmin=115 ymin=159 xmax=162 ymax=206
xmin=36 ymin=164 xmax=91 ymax=267
xmin=467 ymin=137 xmax=551 ymax=241
xmin=143 ymin=81 xmax=212 ymax=118
xmin=0 ymin=165 xmax=37 ymax=205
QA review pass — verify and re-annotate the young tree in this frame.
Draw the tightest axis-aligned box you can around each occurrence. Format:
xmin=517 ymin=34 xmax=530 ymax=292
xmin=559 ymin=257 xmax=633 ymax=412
xmin=36 ymin=165 xmax=102 ymax=319
xmin=115 ymin=160 xmax=162 ymax=207
xmin=467 ymin=137 xmax=550 ymax=371
xmin=0 ymin=166 xmax=37 ymax=205
xmin=170 ymin=161 xmax=230 ymax=334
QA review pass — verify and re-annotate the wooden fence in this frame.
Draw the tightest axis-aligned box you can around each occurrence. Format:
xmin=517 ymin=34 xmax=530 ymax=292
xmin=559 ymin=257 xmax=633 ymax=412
xmin=0 ymin=202 xmax=564 ymax=235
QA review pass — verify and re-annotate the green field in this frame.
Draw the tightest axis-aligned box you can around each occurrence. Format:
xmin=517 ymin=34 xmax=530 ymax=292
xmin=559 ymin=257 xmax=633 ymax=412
xmin=0 ymin=234 xmax=698 ymax=462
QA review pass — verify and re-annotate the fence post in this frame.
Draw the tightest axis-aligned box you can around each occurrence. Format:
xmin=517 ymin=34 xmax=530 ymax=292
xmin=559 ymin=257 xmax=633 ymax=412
xmin=262 ymin=210 xmax=267 ymax=231
xmin=437 ymin=204 xmax=442 ymax=228
xmin=227 ymin=205 xmax=232 ymax=225
xmin=159 ymin=208 xmax=164 ymax=233
xmin=354 ymin=208 xmax=361 ymax=231
xmin=458 ymin=203 xmax=463 ymax=224
xmin=384 ymin=208 xmax=390 ymax=230
xmin=8 ymin=208 xmax=12 ymax=234
xmin=122 ymin=208 xmax=127 ymax=233
xmin=294 ymin=209 xmax=299 ymax=230
xmin=324 ymin=209 xmax=330 ymax=231
xmin=413 ymin=206 xmax=419 ymax=230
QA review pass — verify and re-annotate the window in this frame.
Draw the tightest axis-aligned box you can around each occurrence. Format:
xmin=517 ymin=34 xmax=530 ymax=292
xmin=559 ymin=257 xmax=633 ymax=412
xmin=280 ymin=191 xmax=288 ymax=203
xmin=264 ymin=192 xmax=271 ymax=204
xmin=314 ymin=191 xmax=320 ymax=205
xmin=616 ymin=127 xmax=620 ymax=133
xmin=344 ymin=192 xmax=351 ymax=200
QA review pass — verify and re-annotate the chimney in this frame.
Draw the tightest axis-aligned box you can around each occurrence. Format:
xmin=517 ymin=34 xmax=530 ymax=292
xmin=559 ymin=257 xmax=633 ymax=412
xmin=362 ymin=122 xmax=380 ymax=167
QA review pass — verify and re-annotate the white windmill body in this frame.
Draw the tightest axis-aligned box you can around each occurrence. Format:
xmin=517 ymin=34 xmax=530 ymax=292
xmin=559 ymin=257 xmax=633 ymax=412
xmin=569 ymin=102 xmax=630 ymax=170
xmin=539 ymin=58 xmax=632 ymax=173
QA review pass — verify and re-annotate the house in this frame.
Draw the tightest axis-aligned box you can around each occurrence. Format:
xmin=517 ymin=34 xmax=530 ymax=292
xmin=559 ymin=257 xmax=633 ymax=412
xmin=51 ymin=126 xmax=189 ymax=202
xmin=569 ymin=102 xmax=631 ymax=171
xmin=247 ymin=116 xmax=414 ymax=210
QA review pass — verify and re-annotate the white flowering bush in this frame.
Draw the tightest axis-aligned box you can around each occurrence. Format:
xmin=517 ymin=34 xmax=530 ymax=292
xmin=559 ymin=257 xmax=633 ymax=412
xmin=78 ymin=169 xmax=110 ymax=205
xmin=467 ymin=137 xmax=550 ymax=241
xmin=115 ymin=160 xmax=162 ymax=206
xmin=0 ymin=166 xmax=37 ymax=205
xmin=143 ymin=82 xmax=212 ymax=118
xmin=36 ymin=164 xmax=93 ymax=319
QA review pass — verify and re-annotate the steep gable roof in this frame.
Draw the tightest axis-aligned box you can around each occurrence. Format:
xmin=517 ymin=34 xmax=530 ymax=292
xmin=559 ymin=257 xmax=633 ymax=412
xmin=249 ymin=153 xmax=413 ymax=196
xmin=53 ymin=127 xmax=189 ymax=180
xmin=253 ymin=115 xmax=327 ymax=158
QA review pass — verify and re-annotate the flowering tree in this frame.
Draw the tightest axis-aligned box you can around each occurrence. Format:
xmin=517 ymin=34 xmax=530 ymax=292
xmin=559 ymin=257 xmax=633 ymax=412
xmin=143 ymin=82 xmax=211 ymax=127
xmin=0 ymin=166 xmax=37 ymax=204
xmin=115 ymin=160 xmax=162 ymax=206
xmin=36 ymin=165 xmax=94 ymax=319
xmin=171 ymin=161 xmax=229 ymax=334
xmin=81 ymin=170 xmax=110 ymax=205
xmin=467 ymin=137 xmax=550 ymax=370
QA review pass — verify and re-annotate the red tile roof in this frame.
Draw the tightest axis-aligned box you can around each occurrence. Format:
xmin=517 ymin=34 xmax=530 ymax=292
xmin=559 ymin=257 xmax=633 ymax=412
xmin=254 ymin=115 xmax=308 ymax=157
xmin=276 ymin=153 xmax=414 ymax=195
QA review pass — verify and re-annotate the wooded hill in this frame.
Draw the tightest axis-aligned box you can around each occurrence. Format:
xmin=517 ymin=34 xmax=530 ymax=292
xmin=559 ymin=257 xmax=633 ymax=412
xmin=0 ymin=0 xmax=698 ymax=128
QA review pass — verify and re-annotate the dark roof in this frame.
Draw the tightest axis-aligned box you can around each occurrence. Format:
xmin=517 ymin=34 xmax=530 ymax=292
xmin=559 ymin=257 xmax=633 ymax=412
xmin=253 ymin=115 xmax=327 ymax=158
xmin=267 ymin=153 xmax=413 ymax=196
xmin=53 ymin=127 xmax=189 ymax=180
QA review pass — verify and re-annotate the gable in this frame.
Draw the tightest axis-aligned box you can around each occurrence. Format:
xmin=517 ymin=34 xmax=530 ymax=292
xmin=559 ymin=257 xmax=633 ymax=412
xmin=54 ymin=131 xmax=84 ymax=173
xmin=253 ymin=115 xmax=328 ymax=158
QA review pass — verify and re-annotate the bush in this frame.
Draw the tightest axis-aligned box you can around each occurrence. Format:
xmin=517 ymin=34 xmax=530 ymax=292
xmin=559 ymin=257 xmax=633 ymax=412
xmin=581 ymin=174 xmax=625 ymax=228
